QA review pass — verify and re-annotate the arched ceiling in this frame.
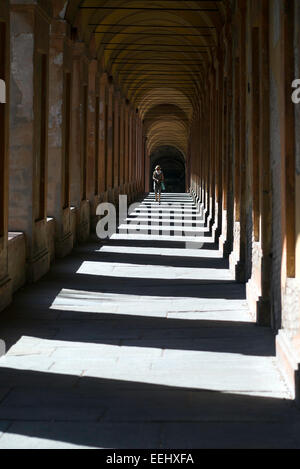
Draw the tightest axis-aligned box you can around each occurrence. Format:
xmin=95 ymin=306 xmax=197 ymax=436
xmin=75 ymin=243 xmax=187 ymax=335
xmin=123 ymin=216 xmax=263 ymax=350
xmin=66 ymin=1 xmax=228 ymax=156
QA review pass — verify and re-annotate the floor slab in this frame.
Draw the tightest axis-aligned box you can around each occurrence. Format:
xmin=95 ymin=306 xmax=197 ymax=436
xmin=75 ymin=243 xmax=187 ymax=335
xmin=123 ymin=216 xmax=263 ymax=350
xmin=0 ymin=194 xmax=299 ymax=448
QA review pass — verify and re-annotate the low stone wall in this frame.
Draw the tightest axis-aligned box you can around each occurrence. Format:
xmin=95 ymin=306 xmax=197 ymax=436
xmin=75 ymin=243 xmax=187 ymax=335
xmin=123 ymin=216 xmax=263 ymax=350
xmin=8 ymin=233 xmax=26 ymax=294
xmin=46 ymin=218 xmax=56 ymax=265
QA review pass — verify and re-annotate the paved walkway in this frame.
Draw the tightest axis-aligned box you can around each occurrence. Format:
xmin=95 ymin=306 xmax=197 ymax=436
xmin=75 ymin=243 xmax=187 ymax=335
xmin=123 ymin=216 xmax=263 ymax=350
xmin=0 ymin=193 xmax=300 ymax=448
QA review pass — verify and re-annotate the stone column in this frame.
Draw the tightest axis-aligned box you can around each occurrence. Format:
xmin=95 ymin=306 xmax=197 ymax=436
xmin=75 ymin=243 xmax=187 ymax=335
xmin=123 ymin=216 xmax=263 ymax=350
xmin=229 ymin=18 xmax=242 ymax=277
xmin=138 ymin=115 xmax=142 ymax=192
xmin=295 ymin=158 xmax=300 ymax=402
xmin=106 ymin=80 xmax=114 ymax=201
xmin=145 ymin=142 xmax=150 ymax=193
xmin=86 ymin=59 xmax=97 ymax=224
xmin=209 ymin=67 xmax=216 ymax=230
xmin=113 ymin=90 xmax=120 ymax=202
xmin=215 ymin=54 xmax=224 ymax=239
xmin=9 ymin=1 xmax=52 ymax=283
xmin=138 ymin=117 xmax=144 ymax=193
xmin=119 ymin=98 xmax=125 ymax=193
xmin=124 ymin=100 xmax=129 ymax=195
xmin=0 ymin=0 xmax=12 ymax=311
xmin=236 ymin=0 xmax=248 ymax=283
xmin=204 ymin=80 xmax=210 ymax=217
xmin=223 ymin=26 xmax=234 ymax=259
xmin=135 ymin=113 xmax=139 ymax=195
xmin=47 ymin=13 xmax=73 ymax=258
xmin=70 ymin=41 xmax=89 ymax=243
xmin=131 ymin=109 xmax=137 ymax=196
xmin=142 ymin=133 xmax=147 ymax=193
xmin=275 ymin=0 xmax=300 ymax=402
xmin=255 ymin=0 xmax=272 ymax=325
xmin=132 ymin=111 xmax=137 ymax=196
xmin=138 ymin=119 xmax=144 ymax=193
xmin=93 ymin=64 xmax=101 ymax=208
xmin=296 ymin=0 xmax=300 ymax=285
xmin=200 ymin=103 xmax=205 ymax=205
xmin=70 ymin=42 xmax=83 ymax=209
xmin=128 ymin=108 xmax=133 ymax=197
xmin=136 ymin=118 xmax=140 ymax=192
xmin=98 ymin=73 xmax=108 ymax=198
xmin=296 ymin=177 xmax=300 ymax=276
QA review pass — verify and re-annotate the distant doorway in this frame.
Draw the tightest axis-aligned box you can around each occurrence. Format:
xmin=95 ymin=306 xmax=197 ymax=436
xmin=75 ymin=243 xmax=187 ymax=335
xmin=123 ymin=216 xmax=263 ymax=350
xmin=150 ymin=146 xmax=186 ymax=193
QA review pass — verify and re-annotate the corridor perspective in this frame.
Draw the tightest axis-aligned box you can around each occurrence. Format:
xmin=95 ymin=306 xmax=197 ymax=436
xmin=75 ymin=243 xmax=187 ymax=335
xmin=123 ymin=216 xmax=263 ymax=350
xmin=0 ymin=193 xmax=300 ymax=449
xmin=1 ymin=0 xmax=300 ymax=449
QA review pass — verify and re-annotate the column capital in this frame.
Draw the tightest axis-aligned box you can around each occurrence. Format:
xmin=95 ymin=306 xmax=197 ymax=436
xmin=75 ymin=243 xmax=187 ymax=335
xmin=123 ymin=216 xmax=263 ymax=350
xmin=114 ymin=89 xmax=121 ymax=100
xmin=88 ymin=58 xmax=98 ymax=76
xmin=120 ymin=96 xmax=127 ymax=107
xmin=72 ymin=40 xmax=87 ymax=58
xmin=11 ymin=0 xmax=52 ymax=22
xmin=50 ymin=17 xmax=70 ymax=39
xmin=108 ymin=78 xmax=114 ymax=92
xmin=51 ymin=0 xmax=68 ymax=19
xmin=100 ymin=71 xmax=109 ymax=85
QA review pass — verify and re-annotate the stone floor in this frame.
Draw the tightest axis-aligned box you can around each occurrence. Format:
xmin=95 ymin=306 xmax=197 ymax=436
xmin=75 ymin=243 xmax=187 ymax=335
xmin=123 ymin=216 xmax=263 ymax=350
xmin=0 ymin=193 xmax=300 ymax=448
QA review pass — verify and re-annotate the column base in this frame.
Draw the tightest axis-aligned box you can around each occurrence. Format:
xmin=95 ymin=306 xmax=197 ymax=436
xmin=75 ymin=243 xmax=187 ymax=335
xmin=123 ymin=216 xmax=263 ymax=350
xmin=112 ymin=187 xmax=121 ymax=207
xmin=276 ymin=329 xmax=299 ymax=400
xmin=296 ymin=365 xmax=300 ymax=406
xmin=8 ymin=233 xmax=26 ymax=293
xmin=214 ymin=225 xmax=222 ymax=245
xmin=55 ymin=231 xmax=73 ymax=258
xmin=77 ymin=200 xmax=90 ymax=244
xmin=235 ymin=259 xmax=246 ymax=283
xmin=222 ymin=239 xmax=233 ymax=258
xmin=70 ymin=207 xmax=78 ymax=245
xmin=27 ymin=249 xmax=50 ymax=283
xmin=229 ymin=221 xmax=240 ymax=277
xmin=0 ymin=276 xmax=12 ymax=312
xmin=107 ymin=189 xmax=115 ymax=204
xmin=246 ymin=260 xmax=261 ymax=322
xmin=119 ymin=184 xmax=126 ymax=196
xmin=89 ymin=196 xmax=101 ymax=233
xmin=46 ymin=218 xmax=56 ymax=264
xmin=256 ymin=296 xmax=271 ymax=327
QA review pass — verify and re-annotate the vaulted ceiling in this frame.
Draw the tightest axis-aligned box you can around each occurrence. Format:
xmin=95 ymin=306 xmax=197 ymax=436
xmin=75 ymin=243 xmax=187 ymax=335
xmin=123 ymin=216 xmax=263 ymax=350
xmin=66 ymin=1 xmax=228 ymax=155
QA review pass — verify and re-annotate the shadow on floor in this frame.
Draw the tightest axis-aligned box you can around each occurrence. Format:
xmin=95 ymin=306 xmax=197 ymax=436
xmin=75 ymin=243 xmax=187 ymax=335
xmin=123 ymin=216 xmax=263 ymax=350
xmin=0 ymin=368 xmax=299 ymax=448
xmin=0 ymin=218 xmax=295 ymax=448
xmin=0 ymin=309 xmax=275 ymax=357
xmin=0 ymin=236 xmax=261 ymax=356
xmin=70 ymin=250 xmax=230 ymax=270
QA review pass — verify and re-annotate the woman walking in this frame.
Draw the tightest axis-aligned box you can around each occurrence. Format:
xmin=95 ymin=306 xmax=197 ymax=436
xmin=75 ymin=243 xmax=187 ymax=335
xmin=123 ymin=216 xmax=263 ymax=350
xmin=153 ymin=165 xmax=165 ymax=204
